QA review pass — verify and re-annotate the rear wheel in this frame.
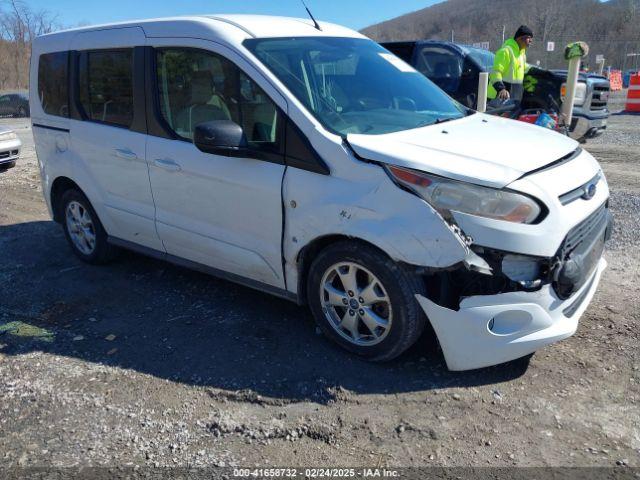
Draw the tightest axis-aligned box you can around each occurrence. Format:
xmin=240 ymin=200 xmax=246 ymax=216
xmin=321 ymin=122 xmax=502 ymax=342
xmin=307 ymin=241 xmax=427 ymax=361
xmin=60 ymin=189 xmax=118 ymax=264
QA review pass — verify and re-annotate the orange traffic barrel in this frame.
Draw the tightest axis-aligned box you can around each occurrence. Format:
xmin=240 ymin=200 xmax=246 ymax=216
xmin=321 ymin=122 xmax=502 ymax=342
xmin=626 ymin=74 xmax=640 ymax=113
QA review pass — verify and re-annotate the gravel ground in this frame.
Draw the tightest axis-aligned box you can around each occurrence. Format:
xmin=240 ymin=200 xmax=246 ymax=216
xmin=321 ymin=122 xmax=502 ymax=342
xmin=0 ymin=93 xmax=638 ymax=474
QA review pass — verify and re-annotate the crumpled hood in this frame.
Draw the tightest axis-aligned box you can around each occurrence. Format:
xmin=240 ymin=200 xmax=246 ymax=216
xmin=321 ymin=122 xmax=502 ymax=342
xmin=347 ymin=112 xmax=579 ymax=188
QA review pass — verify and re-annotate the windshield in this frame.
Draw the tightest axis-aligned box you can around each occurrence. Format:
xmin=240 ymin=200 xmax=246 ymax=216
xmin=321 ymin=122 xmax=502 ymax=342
xmin=245 ymin=37 xmax=467 ymax=136
xmin=467 ymin=48 xmax=495 ymax=71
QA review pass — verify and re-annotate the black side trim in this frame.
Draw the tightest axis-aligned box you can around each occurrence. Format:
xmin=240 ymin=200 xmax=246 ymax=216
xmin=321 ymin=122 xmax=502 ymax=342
xmin=32 ymin=123 xmax=70 ymax=133
xmin=69 ymin=50 xmax=83 ymax=121
xmin=284 ymin=119 xmax=330 ymax=175
xmin=131 ymin=46 xmax=148 ymax=134
xmin=107 ymin=236 xmax=298 ymax=303
xmin=144 ymin=46 xmax=178 ymax=140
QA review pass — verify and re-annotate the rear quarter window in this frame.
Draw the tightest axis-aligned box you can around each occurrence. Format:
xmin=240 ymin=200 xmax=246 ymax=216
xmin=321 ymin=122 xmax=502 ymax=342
xmin=38 ymin=52 xmax=70 ymax=118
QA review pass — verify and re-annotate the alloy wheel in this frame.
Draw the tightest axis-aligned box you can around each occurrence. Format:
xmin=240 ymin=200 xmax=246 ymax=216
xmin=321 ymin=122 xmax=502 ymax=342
xmin=319 ymin=262 xmax=392 ymax=346
xmin=65 ymin=200 xmax=96 ymax=255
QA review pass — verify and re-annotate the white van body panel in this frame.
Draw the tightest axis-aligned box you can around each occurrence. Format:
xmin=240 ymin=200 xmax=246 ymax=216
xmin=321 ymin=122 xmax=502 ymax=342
xmin=282 ymin=136 xmax=470 ymax=294
xmin=347 ymin=113 xmax=579 ymax=189
xmin=30 ymin=33 xmax=72 ymax=219
xmin=145 ymin=36 xmax=289 ymax=287
xmin=70 ymin=26 xmax=145 ymax=49
xmin=30 ymin=15 xmax=610 ymax=370
xmin=64 ymin=27 xmax=163 ymax=251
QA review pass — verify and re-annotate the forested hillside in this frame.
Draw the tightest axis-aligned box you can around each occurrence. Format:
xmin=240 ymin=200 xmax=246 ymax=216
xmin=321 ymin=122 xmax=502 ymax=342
xmin=362 ymin=0 xmax=640 ymax=70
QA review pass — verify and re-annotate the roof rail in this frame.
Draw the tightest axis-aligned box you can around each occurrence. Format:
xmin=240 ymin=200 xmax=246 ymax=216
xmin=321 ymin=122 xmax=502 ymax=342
xmin=208 ymin=16 xmax=257 ymax=38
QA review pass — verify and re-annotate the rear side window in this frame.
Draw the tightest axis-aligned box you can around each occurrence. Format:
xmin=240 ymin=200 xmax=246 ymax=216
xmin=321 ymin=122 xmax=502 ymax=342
xmin=78 ymin=49 xmax=134 ymax=128
xmin=415 ymin=47 xmax=463 ymax=94
xmin=38 ymin=52 xmax=69 ymax=118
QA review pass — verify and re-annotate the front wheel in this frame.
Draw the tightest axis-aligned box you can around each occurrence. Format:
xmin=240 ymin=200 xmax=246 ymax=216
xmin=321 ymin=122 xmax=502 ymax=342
xmin=307 ymin=241 xmax=427 ymax=361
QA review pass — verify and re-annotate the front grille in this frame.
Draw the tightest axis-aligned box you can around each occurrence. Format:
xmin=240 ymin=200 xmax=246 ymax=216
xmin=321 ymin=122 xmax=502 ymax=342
xmin=553 ymin=202 xmax=608 ymax=299
xmin=0 ymin=150 xmax=18 ymax=160
xmin=590 ymin=85 xmax=610 ymax=110
xmin=561 ymin=203 xmax=607 ymax=255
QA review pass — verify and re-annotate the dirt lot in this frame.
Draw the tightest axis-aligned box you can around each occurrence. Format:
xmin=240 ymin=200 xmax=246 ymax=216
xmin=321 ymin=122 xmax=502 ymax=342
xmin=1 ymin=93 xmax=638 ymax=472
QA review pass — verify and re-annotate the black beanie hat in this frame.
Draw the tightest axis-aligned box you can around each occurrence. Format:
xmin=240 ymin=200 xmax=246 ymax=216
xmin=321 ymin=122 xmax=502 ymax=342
xmin=514 ymin=25 xmax=533 ymax=39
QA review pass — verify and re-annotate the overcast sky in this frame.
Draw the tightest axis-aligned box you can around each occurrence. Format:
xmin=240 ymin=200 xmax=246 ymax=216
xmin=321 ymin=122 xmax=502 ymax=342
xmin=23 ymin=0 xmax=443 ymax=31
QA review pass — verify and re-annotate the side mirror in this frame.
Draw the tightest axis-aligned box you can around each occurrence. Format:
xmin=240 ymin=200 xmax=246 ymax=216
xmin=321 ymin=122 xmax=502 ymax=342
xmin=193 ymin=120 xmax=248 ymax=156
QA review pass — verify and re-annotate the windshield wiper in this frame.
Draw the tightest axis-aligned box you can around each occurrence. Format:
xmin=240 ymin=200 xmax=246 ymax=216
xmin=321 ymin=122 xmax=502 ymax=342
xmin=433 ymin=117 xmax=456 ymax=125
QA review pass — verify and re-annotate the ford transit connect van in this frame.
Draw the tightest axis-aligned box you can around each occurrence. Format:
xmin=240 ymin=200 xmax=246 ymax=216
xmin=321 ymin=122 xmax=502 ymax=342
xmin=30 ymin=15 xmax=612 ymax=370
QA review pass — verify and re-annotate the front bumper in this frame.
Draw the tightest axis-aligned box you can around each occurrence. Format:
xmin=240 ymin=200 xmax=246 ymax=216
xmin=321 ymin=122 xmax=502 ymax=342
xmin=569 ymin=108 xmax=609 ymax=140
xmin=417 ymin=257 xmax=607 ymax=371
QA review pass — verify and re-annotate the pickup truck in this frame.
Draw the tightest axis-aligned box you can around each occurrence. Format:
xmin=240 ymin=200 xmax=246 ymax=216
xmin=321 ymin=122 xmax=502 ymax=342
xmin=381 ymin=40 xmax=610 ymax=140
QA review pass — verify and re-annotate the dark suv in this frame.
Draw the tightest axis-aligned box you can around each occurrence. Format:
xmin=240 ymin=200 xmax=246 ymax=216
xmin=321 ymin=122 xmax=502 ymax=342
xmin=382 ymin=40 xmax=610 ymax=140
xmin=0 ymin=91 xmax=30 ymax=118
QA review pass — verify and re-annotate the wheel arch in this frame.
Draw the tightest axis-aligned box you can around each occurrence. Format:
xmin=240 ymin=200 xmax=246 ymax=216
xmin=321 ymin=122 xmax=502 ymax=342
xmin=295 ymin=234 xmax=399 ymax=306
xmin=50 ymin=176 xmax=85 ymax=223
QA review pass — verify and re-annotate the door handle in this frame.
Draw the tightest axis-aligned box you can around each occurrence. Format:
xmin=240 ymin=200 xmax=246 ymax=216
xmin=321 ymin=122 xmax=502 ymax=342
xmin=153 ymin=158 xmax=182 ymax=172
xmin=114 ymin=148 xmax=138 ymax=161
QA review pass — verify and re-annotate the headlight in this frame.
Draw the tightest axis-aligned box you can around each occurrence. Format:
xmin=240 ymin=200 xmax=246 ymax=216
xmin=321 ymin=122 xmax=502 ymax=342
xmin=0 ymin=131 xmax=17 ymax=141
xmin=387 ymin=165 xmax=542 ymax=224
xmin=561 ymin=82 xmax=587 ymax=106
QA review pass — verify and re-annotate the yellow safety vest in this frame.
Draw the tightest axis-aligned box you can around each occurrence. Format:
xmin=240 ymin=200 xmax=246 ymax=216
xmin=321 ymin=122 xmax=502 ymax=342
xmin=488 ymin=38 xmax=531 ymax=100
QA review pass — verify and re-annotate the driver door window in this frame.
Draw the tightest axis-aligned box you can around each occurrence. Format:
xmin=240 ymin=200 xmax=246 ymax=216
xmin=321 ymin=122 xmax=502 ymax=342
xmin=156 ymin=48 xmax=282 ymax=156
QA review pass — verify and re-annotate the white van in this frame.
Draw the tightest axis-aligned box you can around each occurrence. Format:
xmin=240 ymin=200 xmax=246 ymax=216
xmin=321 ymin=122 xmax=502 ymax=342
xmin=30 ymin=15 xmax=612 ymax=370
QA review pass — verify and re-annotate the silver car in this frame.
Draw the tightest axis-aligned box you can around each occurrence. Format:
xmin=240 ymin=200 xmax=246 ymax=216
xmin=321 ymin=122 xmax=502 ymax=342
xmin=0 ymin=126 xmax=21 ymax=171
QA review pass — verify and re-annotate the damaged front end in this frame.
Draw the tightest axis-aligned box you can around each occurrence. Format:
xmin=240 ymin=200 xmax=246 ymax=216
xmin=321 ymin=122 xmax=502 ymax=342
xmin=417 ymin=201 xmax=613 ymax=371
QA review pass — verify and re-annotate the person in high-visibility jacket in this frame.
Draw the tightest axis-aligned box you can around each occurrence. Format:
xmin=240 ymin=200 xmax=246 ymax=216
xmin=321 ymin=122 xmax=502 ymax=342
xmin=488 ymin=25 xmax=543 ymax=103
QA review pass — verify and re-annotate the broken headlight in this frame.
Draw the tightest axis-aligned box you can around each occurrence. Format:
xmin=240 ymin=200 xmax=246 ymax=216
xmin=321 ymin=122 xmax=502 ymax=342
xmin=501 ymin=254 xmax=541 ymax=282
xmin=386 ymin=165 xmax=542 ymax=224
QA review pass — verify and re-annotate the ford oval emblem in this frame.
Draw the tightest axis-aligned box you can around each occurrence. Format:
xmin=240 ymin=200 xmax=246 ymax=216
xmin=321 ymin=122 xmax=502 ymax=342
xmin=582 ymin=183 xmax=597 ymax=200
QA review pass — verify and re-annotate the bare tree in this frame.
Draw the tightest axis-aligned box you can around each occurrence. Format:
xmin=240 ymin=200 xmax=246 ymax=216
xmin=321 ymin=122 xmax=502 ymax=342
xmin=0 ymin=0 xmax=58 ymax=90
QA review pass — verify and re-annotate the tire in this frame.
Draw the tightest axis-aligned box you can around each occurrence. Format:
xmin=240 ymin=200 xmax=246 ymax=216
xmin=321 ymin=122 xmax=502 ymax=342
xmin=307 ymin=241 xmax=427 ymax=362
xmin=60 ymin=189 xmax=118 ymax=264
